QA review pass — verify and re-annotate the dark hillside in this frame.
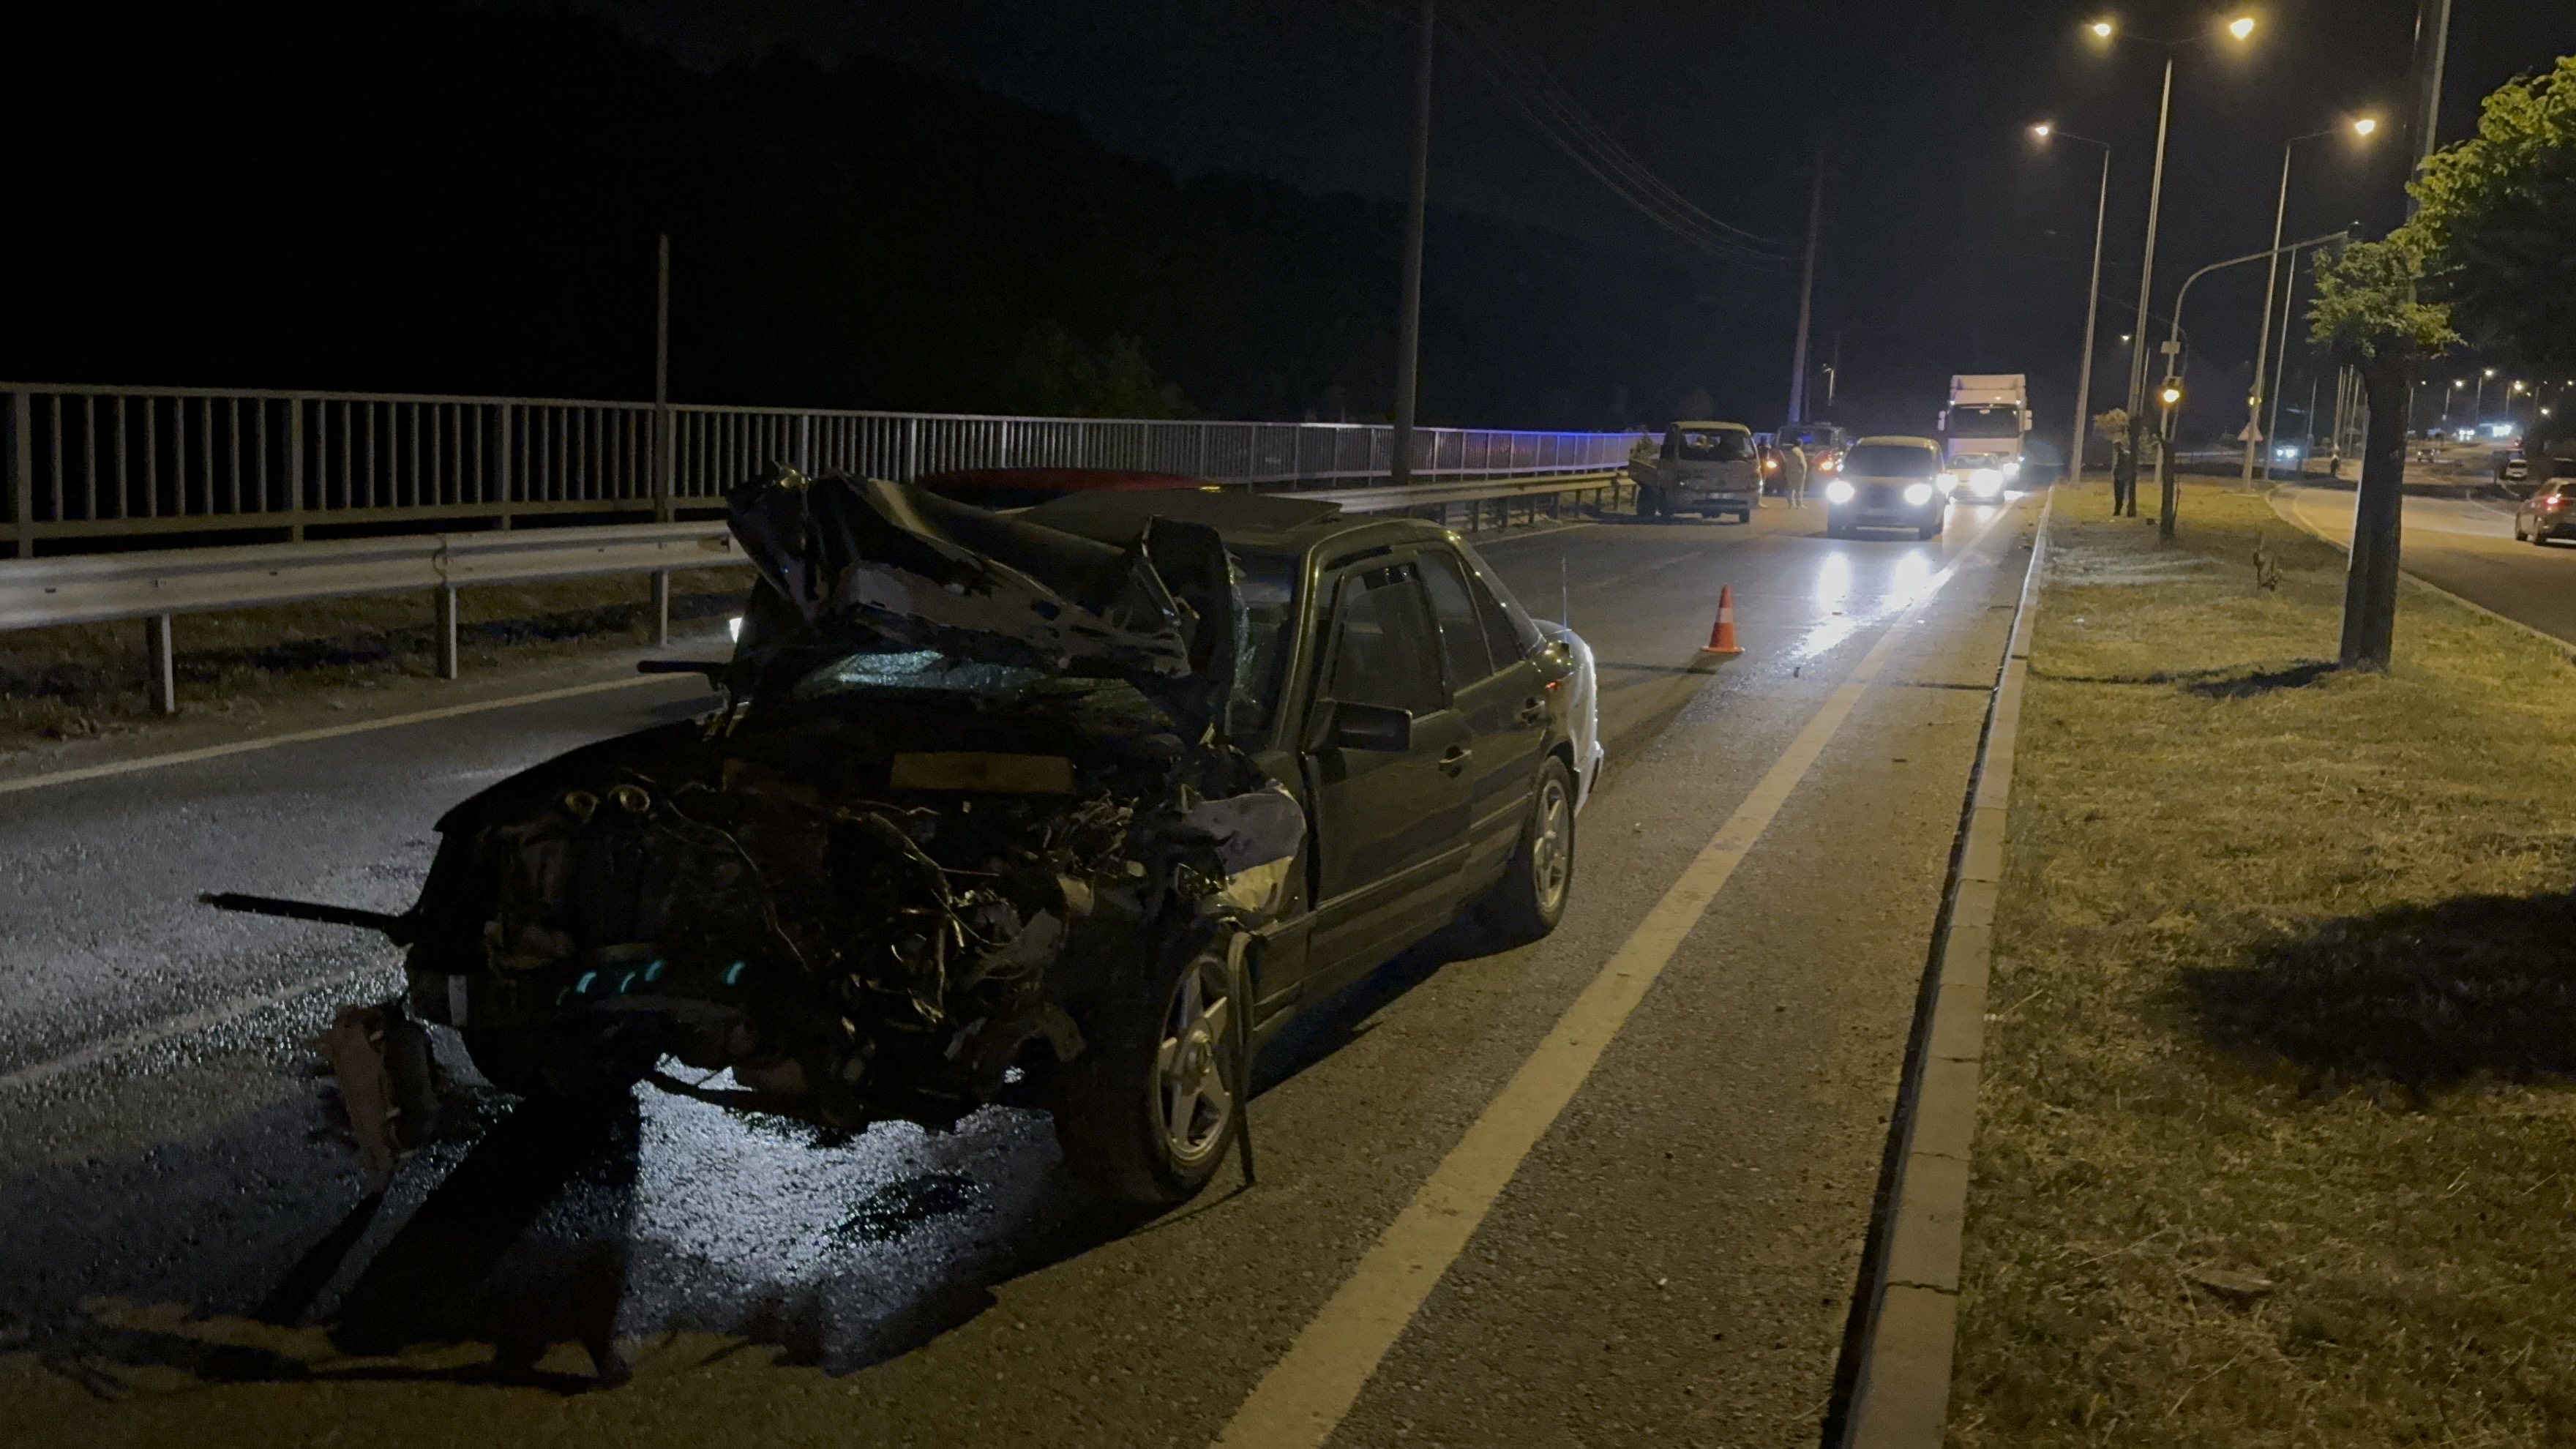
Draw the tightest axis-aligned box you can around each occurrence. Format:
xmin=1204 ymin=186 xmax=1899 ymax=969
xmin=5 ymin=1 xmax=1718 ymax=427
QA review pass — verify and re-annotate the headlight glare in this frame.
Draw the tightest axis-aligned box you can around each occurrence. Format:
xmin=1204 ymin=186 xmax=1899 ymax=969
xmin=727 ymin=615 xmax=744 ymax=643
xmin=1903 ymin=483 xmax=1936 ymax=506
xmin=1969 ymin=468 xmax=2004 ymax=496
xmin=1824 ymin=479 xmax=1856 ymax=504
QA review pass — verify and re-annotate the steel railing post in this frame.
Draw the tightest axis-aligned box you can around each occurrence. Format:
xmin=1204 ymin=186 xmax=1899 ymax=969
xmin=434 ymin=582 xmax=460 ymax=680
xmin=651 ymin=569 xmax=671 ymax=647
xmin=10 ymin=389 xmax=31 ymax=558
xmin=146 ymin=613 xmax=176 ymax=714
xmin=284 ymin=397 xmax=305 ymax=542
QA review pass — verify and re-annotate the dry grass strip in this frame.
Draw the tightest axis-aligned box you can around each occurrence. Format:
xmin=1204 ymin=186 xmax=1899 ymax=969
xmin=1950 ymin=482 xmax=2576 ymax=1446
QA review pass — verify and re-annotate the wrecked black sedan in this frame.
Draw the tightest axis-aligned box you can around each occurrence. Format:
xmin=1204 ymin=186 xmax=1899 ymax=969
xmin=229 ymin=471 xmax=1599 ymax=1205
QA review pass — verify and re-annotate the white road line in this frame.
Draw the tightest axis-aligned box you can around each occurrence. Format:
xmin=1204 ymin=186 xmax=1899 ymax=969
xmin=0 ymin=673 xmax=694 ymax=798
xmin=1210 ymin=501 xmax=2023 ymax=1449
xmin=0 ymin=957 xmax=401 ymax=1093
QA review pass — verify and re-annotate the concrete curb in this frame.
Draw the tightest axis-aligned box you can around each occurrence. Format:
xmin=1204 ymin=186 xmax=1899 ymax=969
xmin=1836 ymin=487 xmax=2052 ymax=1448
xmin=2263 ymin=484 xmax=2576 ymax=656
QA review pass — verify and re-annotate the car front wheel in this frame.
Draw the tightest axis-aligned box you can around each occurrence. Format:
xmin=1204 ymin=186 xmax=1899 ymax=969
xmin=1054 ymin=927 xmax=1246 ymax=1205
xmin=1477 ymin=755 xmax=1576 ymax=947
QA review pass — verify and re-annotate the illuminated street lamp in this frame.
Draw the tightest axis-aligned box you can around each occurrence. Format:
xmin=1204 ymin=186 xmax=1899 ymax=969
xmin=2031 ymin=121 xmax=2112 ymax=489
xmin=2085 ymin=12 xmax=2259 ymax=528
xmin=2247 ymin=113 xmax=2382 ymax=484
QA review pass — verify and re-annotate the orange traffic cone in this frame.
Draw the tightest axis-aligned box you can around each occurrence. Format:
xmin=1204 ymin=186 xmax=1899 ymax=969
xmin=1699 ymin=585 xmax=1744 ymax=659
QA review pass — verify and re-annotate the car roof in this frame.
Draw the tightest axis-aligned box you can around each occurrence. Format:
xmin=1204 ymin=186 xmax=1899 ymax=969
xmin=1671 ymin=419 xmax=1751 ymax=431
xmin=1855 ymin=435 xmax=1942 ymax=449
xmin=1019 ymin=487 xmax=1398 ymax=553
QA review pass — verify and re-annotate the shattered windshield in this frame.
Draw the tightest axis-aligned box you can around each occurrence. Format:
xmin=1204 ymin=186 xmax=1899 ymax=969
xmin=791 ymin=648 xmax=1053 ymax=701
xmin=1225 ymin=553 xmax=1300 ymax=749
xmin=1676 ymin=428 xmax=1755 ymax=462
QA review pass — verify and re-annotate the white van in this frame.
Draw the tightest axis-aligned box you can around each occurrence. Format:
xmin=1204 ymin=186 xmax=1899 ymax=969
xmin=1637 ymin=420 xmax=1761 ymax=523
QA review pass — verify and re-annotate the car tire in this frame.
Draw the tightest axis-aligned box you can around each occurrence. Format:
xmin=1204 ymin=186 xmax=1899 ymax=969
xmin=2514 ymin=520 xmax=2527 ymax=540
xmin=1053 ymin=925 xmax=1247 ymax=1205
xmin=1475 ymin=755 xmax=1577 ymax=948
xmin=1917 ymin=523 xmax=1941 ymax=540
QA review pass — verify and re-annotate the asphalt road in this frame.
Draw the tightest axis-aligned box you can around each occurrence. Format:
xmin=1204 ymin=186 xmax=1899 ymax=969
xmin=2275 ymin=484 xmax=2576 ymax=644
xmin=0 ymin=494 xmax=2042 ymax=1448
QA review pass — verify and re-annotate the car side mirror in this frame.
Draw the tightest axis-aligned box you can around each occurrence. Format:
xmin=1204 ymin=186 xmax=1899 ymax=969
xmin=1319 ymin=699 xmax=1413 ymax=752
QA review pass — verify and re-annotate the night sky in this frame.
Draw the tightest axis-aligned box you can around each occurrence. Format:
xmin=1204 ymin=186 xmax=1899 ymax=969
xmin=567 ymin=0 xmax=2571 ymax=438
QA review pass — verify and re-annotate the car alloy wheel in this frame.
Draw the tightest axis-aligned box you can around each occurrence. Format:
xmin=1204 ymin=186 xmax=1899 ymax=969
xmin=1477 ymin=755 xmax=1577 ymax=946
xmin=1150 ymin=945 xmax=1238 ymax=1173
xmin=1528 ymin=771 xmax=1573 ymax=918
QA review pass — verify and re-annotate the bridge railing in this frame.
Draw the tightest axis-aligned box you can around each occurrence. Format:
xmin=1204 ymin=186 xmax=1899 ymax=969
xmin=3 ymin=382 xmax=1643 ymax=555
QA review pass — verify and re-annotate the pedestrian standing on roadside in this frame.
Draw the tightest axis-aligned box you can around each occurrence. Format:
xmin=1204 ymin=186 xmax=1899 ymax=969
xmin=1781 ymin=442 xmax=1810 ymax=509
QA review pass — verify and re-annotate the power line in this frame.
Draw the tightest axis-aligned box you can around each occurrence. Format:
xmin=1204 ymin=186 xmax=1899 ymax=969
xmin=1337 ymin=0 xmax=1794 ymax=268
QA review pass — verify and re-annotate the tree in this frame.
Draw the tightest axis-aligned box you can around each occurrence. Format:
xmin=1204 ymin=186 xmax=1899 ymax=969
xmin=2091 ymin=408 xmax=2130 ymax=445
xmin=2409 ymin=56 xmax=2576 ymax=375
xmin=1008 ymin=324 xmax=1195 ymax=419
xmin=2307 ymin=236 xmax=2456 ymax=670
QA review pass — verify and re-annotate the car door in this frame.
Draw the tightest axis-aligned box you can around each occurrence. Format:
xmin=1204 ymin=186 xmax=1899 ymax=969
xmin=1418 ymin=545 xmax=1546 ymax=889
xmin=1300 ymin=555 xmax=1474 ymax=987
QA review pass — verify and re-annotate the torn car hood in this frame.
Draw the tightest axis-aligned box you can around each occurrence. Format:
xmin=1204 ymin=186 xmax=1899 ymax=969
xmin=727 ymin=470 xmax=1241 ymax=734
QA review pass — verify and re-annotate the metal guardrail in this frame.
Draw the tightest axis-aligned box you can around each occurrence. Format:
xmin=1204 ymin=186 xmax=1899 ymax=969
xmin=1286 ymin=468 xmax=1628 ymax=515
xmin=0 ymin=520 xmax=742 ymax=713
xmin=0 ymin=465 xmax=1634 ymax=714
xmin=2 ymin=381 xmax=1643 ymax=556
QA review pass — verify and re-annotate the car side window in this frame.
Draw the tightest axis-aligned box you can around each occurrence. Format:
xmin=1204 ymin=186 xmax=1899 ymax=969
xmin=1418 ymin=550 xmax=1499 ymax=689
xmin=1325 ymin=562 xmax=1446 ymax=716
xmin=1451 ymin=539 xmax=1543 ymax=661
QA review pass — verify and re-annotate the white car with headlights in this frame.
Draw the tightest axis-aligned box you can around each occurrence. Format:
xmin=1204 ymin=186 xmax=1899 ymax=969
xmin=1823 ymin=436 xmax=1948 ymax=541
xmin=1943 ymin=450 xmax=2018 ymax=503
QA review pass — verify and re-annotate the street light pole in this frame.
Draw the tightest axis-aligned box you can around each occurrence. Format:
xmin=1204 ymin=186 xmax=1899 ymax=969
xmin=2119 ymin=54 xmax=2175 ymax=520
xmin=1389 ymin=0 xmax=1436 ymax=490
xmin=2034 ymin=125 xmax=2111 ymax=489
xmin=2160 ymin=230 xmax=2348 ymax=537
xmin=2244 ymin=121 xmax=2376 ymax=487
xmin=2261 ymin=238 xmax=2321 ymax=482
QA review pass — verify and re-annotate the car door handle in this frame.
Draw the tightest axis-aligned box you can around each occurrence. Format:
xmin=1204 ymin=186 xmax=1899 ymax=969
xmin=1516 ymin=698 xmax=1548 ymax=726
xmin=1439 ymin=744 xmax=1472 ymax=776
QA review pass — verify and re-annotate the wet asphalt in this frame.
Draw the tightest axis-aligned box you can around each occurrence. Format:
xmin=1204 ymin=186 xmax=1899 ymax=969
xmin=0 ymin=495 xmax=2039 ymax=1447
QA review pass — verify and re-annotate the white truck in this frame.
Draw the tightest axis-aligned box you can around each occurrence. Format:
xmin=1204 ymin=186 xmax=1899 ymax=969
xmin=1938 ymin=374 xmax=2032 ymax=501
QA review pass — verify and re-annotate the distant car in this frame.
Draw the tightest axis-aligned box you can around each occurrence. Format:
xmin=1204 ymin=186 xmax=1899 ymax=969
xmin=2500 ymin=449 xmax=2530 ymax=484
xmin=1636 ymin=420 xmax=1761 ymax=522
xmin=1824 ymin=436 xmax=1948 ymax=540
xmin=2513 ymin=482 xmax=2569 ymax=544
xmin=1942 ymin=449 xmax=2018 ymax=503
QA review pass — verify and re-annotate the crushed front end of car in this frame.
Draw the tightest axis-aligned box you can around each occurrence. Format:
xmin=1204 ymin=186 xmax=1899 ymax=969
xmin=255 ymin=469 xmax=1303 ymax=1201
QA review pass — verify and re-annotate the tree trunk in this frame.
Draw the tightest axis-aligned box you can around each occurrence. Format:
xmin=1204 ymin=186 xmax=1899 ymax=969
xmin=2337 ymin=351 xmax=2414 ymax=670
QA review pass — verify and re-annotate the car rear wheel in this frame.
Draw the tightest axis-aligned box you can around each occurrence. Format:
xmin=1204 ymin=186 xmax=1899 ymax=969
xmin=1917 ymin=523 xmax=1941 ymax=540
xmin=1054 ymin=928 xmax=1246 ymax=1205
xmin=1477 ymin=755 xmax=1576 ymax=947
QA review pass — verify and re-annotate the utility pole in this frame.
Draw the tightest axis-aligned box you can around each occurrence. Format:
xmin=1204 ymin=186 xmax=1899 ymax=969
xmin=1389 ymin=0 xmax=1437 ymax=490
xmin=1786 ymin=146 xmax=1825 ymax=425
